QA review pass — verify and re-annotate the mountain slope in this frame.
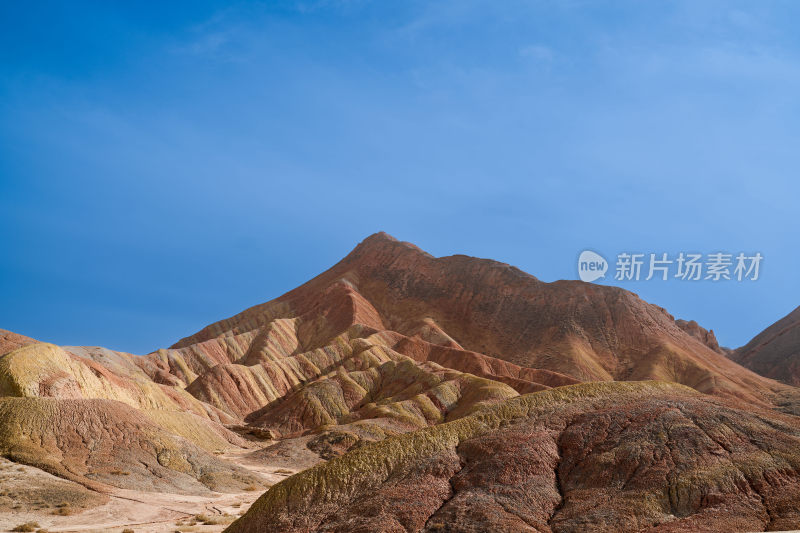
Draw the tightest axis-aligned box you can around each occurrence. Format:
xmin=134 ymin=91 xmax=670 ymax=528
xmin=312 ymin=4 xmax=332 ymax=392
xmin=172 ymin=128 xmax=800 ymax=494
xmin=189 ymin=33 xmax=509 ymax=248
xmin=226 ymin=381 xmax=800 ymax=533
xmin=732 ymin=306 xmax=800 ymax=386
xmin=172 ymin=232 xmax=787 ymax=408
xmin=2 ymin=232 xmax=798 ymax=533
xmin=0 ymin=339 xmax=264 ymax=497
xmin=0 ymin=397 xmax=260 ymax=495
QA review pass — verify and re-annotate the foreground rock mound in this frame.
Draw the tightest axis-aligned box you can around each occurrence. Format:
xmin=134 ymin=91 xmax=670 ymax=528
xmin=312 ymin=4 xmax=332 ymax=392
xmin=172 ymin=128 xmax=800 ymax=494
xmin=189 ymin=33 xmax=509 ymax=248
xmin=0 ymin=397 xmax=261 ymax=494
xmin=227 ymin=381 xmax=800 ymax=533
xmin=0 ymin=340 xmax=264 ymax=498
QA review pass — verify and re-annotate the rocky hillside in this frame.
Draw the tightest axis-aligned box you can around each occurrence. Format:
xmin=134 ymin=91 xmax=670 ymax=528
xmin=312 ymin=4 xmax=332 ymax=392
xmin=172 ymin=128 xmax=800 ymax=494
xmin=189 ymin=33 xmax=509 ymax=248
xmin=732 ymin=306 xmax=800 ymax=386
xmin=0 ymin=340 xmax=264 ymax=496
xmin=171 ymin=232 xmax=788 ymax=409
xmin=674 ymin=319 xmax=728 ymax=355
xmin=227 ymin=381 xmax=800 ymax=533
xmin=2 ymin=232 xmax=799 ymax=532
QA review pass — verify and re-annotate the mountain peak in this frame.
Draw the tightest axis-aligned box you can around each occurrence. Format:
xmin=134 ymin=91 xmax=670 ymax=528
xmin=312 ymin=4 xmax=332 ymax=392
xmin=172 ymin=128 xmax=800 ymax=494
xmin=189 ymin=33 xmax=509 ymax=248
xmin=363 ymin=231 xmax=397 ymax=242
xmin=167 ymin=234 xmax=781 ymax=407
xmin=345 ymin=232 xmax=434 ymax=264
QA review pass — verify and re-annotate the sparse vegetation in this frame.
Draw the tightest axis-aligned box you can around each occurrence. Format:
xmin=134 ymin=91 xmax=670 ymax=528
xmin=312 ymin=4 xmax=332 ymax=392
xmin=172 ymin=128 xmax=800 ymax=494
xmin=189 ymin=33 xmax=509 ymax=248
xmin=51 ymin=503 xmax=74 ymax=515
xmin=194 ymin=514 xmax=220 ymax=525
xmin=11 ymin=523 xmax=39 ymax=533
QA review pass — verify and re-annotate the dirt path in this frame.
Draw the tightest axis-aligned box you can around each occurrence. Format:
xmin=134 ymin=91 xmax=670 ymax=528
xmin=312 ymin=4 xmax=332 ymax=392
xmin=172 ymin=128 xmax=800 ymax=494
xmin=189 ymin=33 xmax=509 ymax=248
xmin=0 ymin=449 xmax=301 ymax=533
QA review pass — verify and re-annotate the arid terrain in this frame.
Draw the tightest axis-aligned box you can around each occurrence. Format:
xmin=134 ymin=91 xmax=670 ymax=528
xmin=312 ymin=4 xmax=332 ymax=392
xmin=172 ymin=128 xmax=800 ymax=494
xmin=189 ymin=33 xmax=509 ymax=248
xmin=732 ymin=306 xmax=800 ymax=387
xmin=1 ymin=233 xmax=799 ymax=532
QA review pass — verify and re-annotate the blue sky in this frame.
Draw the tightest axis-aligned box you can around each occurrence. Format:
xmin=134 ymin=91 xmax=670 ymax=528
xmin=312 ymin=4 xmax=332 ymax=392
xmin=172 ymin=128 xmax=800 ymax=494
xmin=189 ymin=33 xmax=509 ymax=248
xmin=1 ymin=1 xmax=798 ymax=354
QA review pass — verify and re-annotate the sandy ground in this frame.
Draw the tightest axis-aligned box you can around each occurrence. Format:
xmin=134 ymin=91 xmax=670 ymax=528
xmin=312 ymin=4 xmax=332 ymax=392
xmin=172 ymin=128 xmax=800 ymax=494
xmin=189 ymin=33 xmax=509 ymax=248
xmin=0 ymin=448 xmax=302 ymax=533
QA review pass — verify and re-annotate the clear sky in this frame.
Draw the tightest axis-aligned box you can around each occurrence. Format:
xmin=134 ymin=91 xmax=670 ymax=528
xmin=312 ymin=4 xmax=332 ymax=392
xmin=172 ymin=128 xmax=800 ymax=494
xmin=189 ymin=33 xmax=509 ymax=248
xmin=1 ymin=1 xmax=798 ymax=354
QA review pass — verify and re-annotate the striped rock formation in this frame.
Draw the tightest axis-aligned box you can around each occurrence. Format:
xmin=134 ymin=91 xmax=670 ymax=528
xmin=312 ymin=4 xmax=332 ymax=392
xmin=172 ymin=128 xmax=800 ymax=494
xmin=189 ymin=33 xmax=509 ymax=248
xmin=2 ymin=233 xmax=799 ymax=532
xmin=732 ymin=305 xmax=800 ymax=386
xmin=228 ymin=381 xmax=800 ymax=533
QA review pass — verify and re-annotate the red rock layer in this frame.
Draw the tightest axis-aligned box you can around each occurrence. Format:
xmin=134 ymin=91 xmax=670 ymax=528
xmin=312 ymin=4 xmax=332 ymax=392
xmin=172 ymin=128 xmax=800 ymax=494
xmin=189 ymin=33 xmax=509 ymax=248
xmin=173 ymin=232 xmax=790 ymax=408
xmin=0 ymin=328 xmax=37 ymax=356
xmin=733 ymin=305 xmax=800 ymax=386
xmin=675 ymin=318 xmax=727 ymax=354
xmin=226 ymin=382 xmax=800 ymax=533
